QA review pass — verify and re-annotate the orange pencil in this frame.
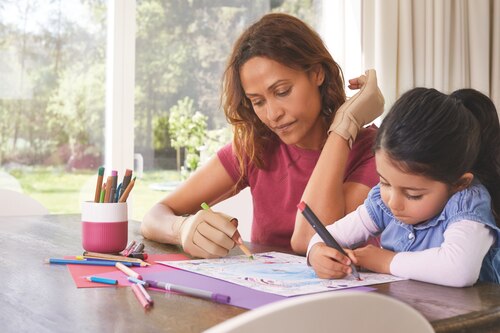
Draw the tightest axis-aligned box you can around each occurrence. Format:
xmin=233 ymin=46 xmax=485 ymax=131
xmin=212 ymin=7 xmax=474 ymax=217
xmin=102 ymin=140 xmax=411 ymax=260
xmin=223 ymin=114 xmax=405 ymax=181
xmin=104 ymin=176 xmax=113 ymax=203
xmin=94 ymin=166 xmax=105 ymax=202
xmin=118 ymin=177 xmax=136 ymax=203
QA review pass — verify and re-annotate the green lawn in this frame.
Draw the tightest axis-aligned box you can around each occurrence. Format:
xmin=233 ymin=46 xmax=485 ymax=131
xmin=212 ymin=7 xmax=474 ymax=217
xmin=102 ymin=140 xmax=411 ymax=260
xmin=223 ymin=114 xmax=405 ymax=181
xmin=8 ymin=167 xmax=181 ymax=222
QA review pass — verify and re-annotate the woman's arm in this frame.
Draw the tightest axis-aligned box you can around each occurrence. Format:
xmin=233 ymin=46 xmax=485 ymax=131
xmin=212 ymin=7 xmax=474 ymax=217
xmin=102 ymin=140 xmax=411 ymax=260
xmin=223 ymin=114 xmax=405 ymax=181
xmin=291 ymin=70 xmax=384 ymax=254
xmin=141 ymin=154 xmax=240 ymax=258
xmin=292 ymin=134 xmax=372 ymax=254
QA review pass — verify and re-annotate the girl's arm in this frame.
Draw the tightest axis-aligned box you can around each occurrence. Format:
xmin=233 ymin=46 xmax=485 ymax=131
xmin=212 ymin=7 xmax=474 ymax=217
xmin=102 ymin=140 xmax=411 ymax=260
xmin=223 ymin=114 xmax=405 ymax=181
xmin=141 ymin=155 xmax=240 ymax=258
xmin=362 ymin=220 xmax=495 ymax=287
xmin=390 ymin=220 xmax=495 ymax=287
xmin=307 ymin=205 xmax=380 ymax=278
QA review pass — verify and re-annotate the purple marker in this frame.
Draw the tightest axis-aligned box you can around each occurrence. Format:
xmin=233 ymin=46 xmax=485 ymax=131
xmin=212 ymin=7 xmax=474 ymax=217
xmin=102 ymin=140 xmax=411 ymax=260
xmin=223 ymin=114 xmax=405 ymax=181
xmin=146 ymin=279 xmax=230 ymax=304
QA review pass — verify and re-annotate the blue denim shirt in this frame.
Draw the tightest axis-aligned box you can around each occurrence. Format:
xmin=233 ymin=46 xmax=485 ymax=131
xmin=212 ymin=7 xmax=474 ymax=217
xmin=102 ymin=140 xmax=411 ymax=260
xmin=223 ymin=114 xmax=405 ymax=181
xmin=364 ymin=182 xmax=500 ymax=284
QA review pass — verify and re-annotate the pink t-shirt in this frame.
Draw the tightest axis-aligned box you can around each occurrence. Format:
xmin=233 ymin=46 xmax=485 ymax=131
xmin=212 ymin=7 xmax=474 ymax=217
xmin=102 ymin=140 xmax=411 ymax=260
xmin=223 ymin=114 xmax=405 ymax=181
xmin=217 ymin=126 xmax=378 ymax=247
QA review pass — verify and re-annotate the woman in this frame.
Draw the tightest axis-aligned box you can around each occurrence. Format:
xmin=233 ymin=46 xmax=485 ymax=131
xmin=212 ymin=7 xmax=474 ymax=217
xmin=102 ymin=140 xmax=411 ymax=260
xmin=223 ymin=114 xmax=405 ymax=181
xmin=141 ymin=13 xmax=384 ymax=258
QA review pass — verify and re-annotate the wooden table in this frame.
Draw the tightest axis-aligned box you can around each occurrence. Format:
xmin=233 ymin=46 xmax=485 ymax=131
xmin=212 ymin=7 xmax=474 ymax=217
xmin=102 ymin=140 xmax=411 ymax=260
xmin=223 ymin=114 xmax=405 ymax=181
xmin=1 ymin=214 xmax=499 ymax=332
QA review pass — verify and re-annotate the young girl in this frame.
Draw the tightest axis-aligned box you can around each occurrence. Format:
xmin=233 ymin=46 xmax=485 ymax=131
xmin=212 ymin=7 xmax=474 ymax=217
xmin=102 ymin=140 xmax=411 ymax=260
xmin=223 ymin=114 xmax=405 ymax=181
xmin=307 ymin=87 xmax=500 ymax=287
xmin=142 ymin=13 xmax=383 ymax=258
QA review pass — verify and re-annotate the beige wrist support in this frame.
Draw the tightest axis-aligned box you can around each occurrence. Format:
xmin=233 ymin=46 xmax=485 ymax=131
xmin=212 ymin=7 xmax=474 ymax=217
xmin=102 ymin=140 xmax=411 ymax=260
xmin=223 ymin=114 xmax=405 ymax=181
xmin=329 ymin=69 xmax=385 ymax=148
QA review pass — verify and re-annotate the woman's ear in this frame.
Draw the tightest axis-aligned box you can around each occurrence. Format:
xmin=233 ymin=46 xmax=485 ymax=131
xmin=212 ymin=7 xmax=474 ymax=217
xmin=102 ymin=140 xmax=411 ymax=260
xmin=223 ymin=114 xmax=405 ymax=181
xmin=453 ymin=172 xmax=474 ymax=192
xmin=310 ymin=64 xmax=325 ymax=86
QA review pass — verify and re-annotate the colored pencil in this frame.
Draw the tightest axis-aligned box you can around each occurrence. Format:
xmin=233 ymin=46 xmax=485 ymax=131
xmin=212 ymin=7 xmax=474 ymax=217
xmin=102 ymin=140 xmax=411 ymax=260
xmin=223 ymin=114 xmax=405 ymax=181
xmin=119 ymin=169 xmax=133 ymax=200
xmin=94 ymin=166 xmax=105 ymax=203
xmin=83 ymin=251 xmax=149 ymax=266
xmin=99 ymin=185 xmax=106 ymax=203
xmin=86 ymin=276 xmax=118 ymax=285
xmin=45 ymin=258 xmax=133 ymax=266
xmin=118 ymin=176 xmax=136 ymax=203
xmin=104 ymin=175 xmax=113 ymax=203
xmin=80 ymin=257 xmax=143 ymax=267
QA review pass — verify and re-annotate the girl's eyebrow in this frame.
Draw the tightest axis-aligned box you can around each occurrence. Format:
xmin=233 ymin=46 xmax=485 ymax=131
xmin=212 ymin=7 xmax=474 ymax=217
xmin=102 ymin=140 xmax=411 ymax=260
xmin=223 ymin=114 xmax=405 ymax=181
xmin=377 ymin=172 xmax=427 ymax=191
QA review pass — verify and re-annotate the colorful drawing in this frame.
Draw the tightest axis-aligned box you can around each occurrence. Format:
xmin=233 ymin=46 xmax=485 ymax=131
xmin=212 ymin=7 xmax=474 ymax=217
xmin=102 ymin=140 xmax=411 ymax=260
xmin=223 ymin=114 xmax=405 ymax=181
xmin=157 ymin=252 xmax=406 ymax=296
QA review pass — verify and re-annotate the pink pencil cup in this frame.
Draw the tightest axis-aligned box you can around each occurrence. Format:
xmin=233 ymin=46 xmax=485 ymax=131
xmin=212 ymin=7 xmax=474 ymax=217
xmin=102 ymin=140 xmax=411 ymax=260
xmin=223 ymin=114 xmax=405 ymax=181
xmin=81 ymin=201 xmax=128 ymax=253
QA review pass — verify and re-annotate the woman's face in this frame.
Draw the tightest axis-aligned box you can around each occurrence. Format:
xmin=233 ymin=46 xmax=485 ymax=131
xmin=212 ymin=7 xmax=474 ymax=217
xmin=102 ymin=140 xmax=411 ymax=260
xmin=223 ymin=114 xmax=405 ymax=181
xmin=240 ymin=56 xmax=325 ymax=150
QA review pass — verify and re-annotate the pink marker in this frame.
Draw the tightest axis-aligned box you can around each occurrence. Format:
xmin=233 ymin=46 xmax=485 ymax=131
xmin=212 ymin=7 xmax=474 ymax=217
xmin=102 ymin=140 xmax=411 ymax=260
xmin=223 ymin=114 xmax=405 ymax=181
xmin=115 ymin=262 xmax=143 ymax=280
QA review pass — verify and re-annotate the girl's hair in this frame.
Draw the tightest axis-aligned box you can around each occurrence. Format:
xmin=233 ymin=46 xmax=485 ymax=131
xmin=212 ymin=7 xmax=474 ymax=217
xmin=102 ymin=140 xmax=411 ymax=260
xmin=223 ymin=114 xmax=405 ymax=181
xmin=375 ymin=87 xmax=500 ymax=224
xmin=222 ymin=13 xmax=345 ymax=190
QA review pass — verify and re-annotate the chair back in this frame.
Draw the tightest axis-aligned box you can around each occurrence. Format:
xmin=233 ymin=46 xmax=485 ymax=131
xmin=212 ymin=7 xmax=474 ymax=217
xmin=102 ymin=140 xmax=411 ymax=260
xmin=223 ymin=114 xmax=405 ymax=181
xmin=0 ymin=189 xmax=49 ymax=216
xmin=204 ymin=291 xmax=435 ymax=333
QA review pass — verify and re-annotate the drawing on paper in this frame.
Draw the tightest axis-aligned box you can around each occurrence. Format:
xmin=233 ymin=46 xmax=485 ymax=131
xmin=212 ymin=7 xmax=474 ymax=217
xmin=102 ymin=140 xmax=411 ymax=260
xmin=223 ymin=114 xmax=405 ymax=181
xmin=157 ymin=251 xmax=406 ymax=296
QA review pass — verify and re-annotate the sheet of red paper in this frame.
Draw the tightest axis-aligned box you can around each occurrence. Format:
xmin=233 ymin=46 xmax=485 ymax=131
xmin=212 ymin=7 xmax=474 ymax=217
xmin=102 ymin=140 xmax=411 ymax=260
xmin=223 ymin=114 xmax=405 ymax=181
xmin=66 ymin=253 xmax=188 ymax=288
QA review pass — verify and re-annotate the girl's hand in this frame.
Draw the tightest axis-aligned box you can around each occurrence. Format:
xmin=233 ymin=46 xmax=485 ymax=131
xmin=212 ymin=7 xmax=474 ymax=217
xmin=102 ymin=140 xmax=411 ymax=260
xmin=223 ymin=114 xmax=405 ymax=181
xmin=308 ymin=243 xmax=356 ymax=279
xmin=353 ymin=245 xmax=396 ymax=274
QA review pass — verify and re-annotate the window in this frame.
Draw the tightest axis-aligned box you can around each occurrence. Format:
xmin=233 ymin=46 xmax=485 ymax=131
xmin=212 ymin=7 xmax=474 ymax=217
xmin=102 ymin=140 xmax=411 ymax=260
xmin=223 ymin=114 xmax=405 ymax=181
xmin=1 ymin=0 xmax=348 ymax=221
xmin=0 ymin=0 xmax=107 ymax=213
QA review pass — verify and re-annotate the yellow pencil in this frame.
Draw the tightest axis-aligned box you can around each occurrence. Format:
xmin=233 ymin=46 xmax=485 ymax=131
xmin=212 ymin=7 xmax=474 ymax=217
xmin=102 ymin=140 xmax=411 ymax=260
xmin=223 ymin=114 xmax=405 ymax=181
xmin=83 ymin=251 xmax=149 ymax=266
xmin=201 ymin=202 xmax=254 ymax=259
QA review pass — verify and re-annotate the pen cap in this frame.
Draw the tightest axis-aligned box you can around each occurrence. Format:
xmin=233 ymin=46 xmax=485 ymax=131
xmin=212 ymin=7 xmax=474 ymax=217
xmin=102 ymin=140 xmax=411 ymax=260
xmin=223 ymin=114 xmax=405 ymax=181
xmin=81 ymin=201 xmax=128 ymax=254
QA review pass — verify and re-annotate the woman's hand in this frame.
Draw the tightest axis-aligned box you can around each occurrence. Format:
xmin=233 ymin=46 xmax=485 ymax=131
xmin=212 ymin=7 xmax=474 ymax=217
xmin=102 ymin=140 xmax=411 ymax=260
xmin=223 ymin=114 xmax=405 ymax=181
xmin=353 ymin=244 xmax=396 ymax=274
xmin=308 ymin=243 xmax=357 ymax=279
xmin=179 ymin=209 xmax=238 ymax=259
xmin=329 ymin=69 xmax=384 ymax=147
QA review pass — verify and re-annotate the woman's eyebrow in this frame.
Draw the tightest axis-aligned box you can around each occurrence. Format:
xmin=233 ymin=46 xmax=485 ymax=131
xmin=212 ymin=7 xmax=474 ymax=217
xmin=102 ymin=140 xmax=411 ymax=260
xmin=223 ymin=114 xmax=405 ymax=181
xmin=245 ymin=80 xmax=289 ymax=98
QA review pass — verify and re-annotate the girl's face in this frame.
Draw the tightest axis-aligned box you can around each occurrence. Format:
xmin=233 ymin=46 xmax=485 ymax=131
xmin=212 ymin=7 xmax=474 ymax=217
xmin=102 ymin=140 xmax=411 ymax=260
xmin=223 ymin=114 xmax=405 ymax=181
xmin=375 ymin=150 xmax=454 ymax=225
xmin=240 ymin=56 xmax=325 ymax=150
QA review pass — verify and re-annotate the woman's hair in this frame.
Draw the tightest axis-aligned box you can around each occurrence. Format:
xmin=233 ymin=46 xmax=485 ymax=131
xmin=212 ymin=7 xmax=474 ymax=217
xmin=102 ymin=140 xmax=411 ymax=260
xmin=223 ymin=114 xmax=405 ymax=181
xmin=375 ymin=87 xmax=500 ymax=224
xmin=222 ymin=13 xmax=345 ymax=189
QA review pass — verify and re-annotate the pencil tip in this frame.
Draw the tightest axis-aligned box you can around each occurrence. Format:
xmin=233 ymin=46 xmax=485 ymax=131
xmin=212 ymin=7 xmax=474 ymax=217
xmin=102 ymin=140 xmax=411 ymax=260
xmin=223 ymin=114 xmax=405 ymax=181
xmin=249 ymin=255 xmax=254 ymax=260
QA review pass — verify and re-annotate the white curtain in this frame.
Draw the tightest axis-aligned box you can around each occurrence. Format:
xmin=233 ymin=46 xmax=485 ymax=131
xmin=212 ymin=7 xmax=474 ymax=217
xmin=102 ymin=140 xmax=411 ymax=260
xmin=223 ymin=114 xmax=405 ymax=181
xmin=361 ymin=0 xmax=500 ymax=117
xmin=318 ymin=0 xmax=363 ymax=95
